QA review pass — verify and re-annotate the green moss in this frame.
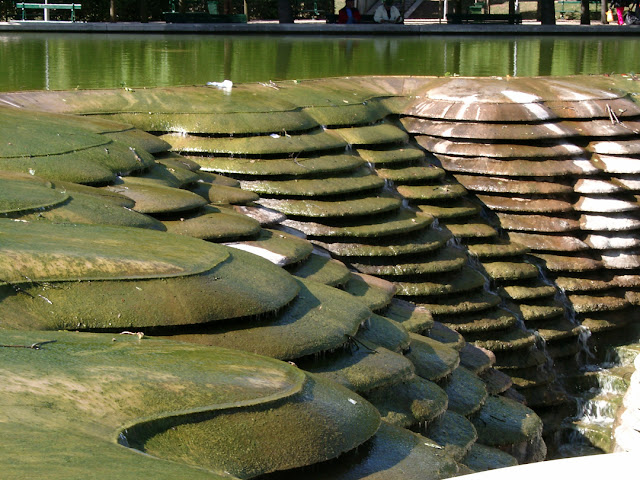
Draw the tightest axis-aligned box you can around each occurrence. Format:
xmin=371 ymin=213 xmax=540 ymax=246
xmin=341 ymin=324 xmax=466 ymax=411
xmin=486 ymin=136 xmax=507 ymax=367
xmin=397 ymin=182 xmax=468 ymax=201
xmin=193 ymin=154 xmax=364 ymax=177
xmin=356 ymin=314 xmax=410 ymax=352
xmin=0 ymin=245 xmax=299 ymax=330
xmin=416 ymin=200 xmax=480 ymax=220
xmin=131 ymin=374 xmax=380 ymax=479
xmin=313 ymin=226 xmax=449 ymax=257
xmin=466 ymin=327 xmax=536 ymax=352
xmin=163 ymin=278 xmax=369 ymax=360
xmin=383 ymin=298 xmax=434 ymax=334
xmin=162 ymin=206 xmax=261 ymax=241
xmin=343 ymin=273 xmax=396 ymax=311
xmin=332 ymin=122 xmax=408 ymax=146
xmin=0 ymin=173 xmax=68 ymax=214
xmin=303 ymin=100 xmax=391 ymax=127
xmin=470 ymin=396 xmax=543 ymax=448
xmin=416 ymin=290 xmax=502 ymax=316
xmin=376 ymin=165 xmax=445 ymax=184
xmin=131 ymin=162 xmax=200 ymax=188
xmin=241 ymin=167 xmax=384 ymax=197
xmin=106 ymin=111 xmax=319 ymax=135
xmin=461 ymin=443 xmax=518 ymax=471
xmin=395 ymin=266 xmax=486 ymax=297
xmin=189 ymin=181 xmax=259 ymax=205
xmin=467 ymin=241 xmax=529 ymax=259
xmin=163 ymin=128 xmax=347 ymax=156
xmin=288 ymin=254 xmax=351 ymax=287
xmin=427 ymin=411 xmax=478 ymax=461
xmin=443 ymin=222 xmax=498 ymax=239
xmin=349 ymin=247 xmax=466 ymax=277
xmin=258 ymin=194 xmax=401 ymax=218
xmin=357 ymin=144 xmax=426 ymax=166
xmin=224 ymin=228 xmax=314 ymax=266
xmin=105 ymin=181 xmax=208 ymax=214
xmin=481 ymin=261 xmax=539 ymax=282
xmin=306 ymin=346 xmax=415 ymax=394
xmin=285 ymin=210 xmax=433 ymax=239
xmin=405 ymin=333 xmax=460 ymax=382
xmin=443 ymin=309 xmax=517 ymax=335
xmin=443 ymin=367 xmax=488 ymax=416
xmin=366 ymin=376 xmax=448 ymax=428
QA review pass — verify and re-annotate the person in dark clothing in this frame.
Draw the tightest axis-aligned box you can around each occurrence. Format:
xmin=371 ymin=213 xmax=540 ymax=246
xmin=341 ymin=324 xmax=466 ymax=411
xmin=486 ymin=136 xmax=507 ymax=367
xmin=338 ymin=0 xmax=361 ymax=23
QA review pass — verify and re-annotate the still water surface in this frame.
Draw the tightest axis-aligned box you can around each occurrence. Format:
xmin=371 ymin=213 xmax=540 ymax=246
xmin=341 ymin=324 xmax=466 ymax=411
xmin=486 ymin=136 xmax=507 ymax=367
xmin=1 ymin=33 xmax=638 ymax=92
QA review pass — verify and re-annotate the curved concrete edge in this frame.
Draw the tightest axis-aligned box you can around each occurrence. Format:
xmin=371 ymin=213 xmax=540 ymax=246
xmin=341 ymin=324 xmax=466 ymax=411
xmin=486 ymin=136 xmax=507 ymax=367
xmin=461 ymin=452 xmax=635 ymax=479
xmin=1 ymin=20 xmax=639 ymax=35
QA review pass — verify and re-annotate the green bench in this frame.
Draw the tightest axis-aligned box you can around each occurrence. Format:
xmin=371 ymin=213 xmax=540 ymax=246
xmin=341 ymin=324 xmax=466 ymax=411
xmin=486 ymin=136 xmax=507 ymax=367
xmin=16 ymin=2 xmax=82 ymax=22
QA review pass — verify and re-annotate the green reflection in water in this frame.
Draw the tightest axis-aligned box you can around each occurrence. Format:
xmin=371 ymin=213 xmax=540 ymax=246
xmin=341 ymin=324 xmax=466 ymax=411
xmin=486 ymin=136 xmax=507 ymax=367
xmin=0 ymin=33 xmax=638 ymax=92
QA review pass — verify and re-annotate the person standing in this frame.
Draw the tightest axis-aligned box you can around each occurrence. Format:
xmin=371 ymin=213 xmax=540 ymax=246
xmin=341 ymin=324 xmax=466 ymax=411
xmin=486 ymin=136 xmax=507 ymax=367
xmin=338 ymin=0 xmax=361 ymax=23
xmin=374 ymin=0 xmax=403 ymax=23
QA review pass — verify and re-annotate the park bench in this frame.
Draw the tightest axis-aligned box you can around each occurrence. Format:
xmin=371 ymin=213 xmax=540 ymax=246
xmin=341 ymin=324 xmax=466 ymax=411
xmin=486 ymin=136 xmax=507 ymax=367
xmin=447 ymin=13 xmax=523 ymax=23
xmin=16 ymin=2 xmax=81 ymax=22
xmin=558 ymin=0 xmax=602 ymax=18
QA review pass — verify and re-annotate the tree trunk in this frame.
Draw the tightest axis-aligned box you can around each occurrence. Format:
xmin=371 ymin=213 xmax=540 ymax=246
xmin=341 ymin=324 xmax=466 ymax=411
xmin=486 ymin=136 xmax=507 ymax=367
xmin=581 ymin=0 xmax=591 ymax=23
xmin=601 ymin=0 xmax=608 ymax=22
xmin=539 ymin=0 xmax=556 ymax=24
xmin=110 ymin=0 xmax=116 ymax=22
xmin=278 ymin=0 xmax=294 ymax=23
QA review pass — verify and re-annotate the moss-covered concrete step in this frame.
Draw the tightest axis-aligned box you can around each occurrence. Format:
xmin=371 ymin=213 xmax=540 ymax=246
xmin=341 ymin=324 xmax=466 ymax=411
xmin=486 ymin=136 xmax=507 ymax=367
xmin=496 ymin=212 xmax=581 ymax=233
xmin=104 ymin=181 xmax=208 ymax=214
xmin=442 ymin=308 xmax=518 ymax=335
xmin=343 ymin=273 xmax=397 ymax=312
xmin=284 ymin=210 xmax=433 ymax=239
xmin=415 ymin=199 xmax=480 ymax=220
xmin=466 ymin=327 xmax=537 ymax=353
xmin=564 ymin=365 xmax=633 ymax=395
xmin=394 ymin=266 xmax=486 ymax=297
xmin=332 ymin=122 xmax=409 ymax=146
xmin=274 ymin=421 xmax=462 ymax=480
xmin=133 ymin=373 xmax=381 ymax=478
xmin=313 ymin=226 xmax=449 ymax=257
xmin=192 ymin=153 xmax=365 ymax=177
xmin=257 ymin=194 xmax=401 ymax=218
xmin=442 ymin=221 xmax=498 ymax=240
xmin=349 ymin=247 xmax=466 ymax=277
xmin=375 ymin=165 xmax=446 ymax=184
xmin=241 ymin=167 xmax=384 ymax=197
xmin=568 ymin=293 xmax=630 ymax=314
xmin=304 ymin=345 xmax=415 ymax=394
xmin=530 ymin=251 xmax=604 ymax=272
xmin=162 ymin=128 xmax=348 ymax=156
xmin=303 ymin=99 xmax=391 ymax=127
xmin=383 ymin=298 xmax=435 ymax=334
xmin=481 ymin=260 xmax=540 ymax=282
xmin=365 ymin=376 xmax=449 ymax=429
xmin=163 ymin=278 xmax=369 ymax=361
xmin=426 ymin=322 xmax=465 ymax=352
xmin=443 ymin=366 xmax=488 ymax=416
xmin=467 ymin=240 xmax=530 ymax=259
xmin=475 ymin=194 xmax=573 ymax=214
xmin=480 ymin=368 xmax=513 ymax=395
xmin=565 ymin=421 xmax=614 ymax=453
xmin=554 ymin=275 xmax=617 ymax=293
xmin=435 ymin=154 xmax=596 ymax=177
xmin=356 ymin=313 xmax=411 ymax=353
xmin=287 ymin=253 xmax=351 ymax=287
xmin=397 ymin=182 xmax=468 ymax=201
xmin=405 ymin=332 xmax=460 ymax=382
xmin=416 ymin=135 xmax=584 ymax=159
xmin=188 ymin=181 xmax=259 ymax=205
xmin=503 ymin=300 xmax=565 ymax=323
xmin=132 ymin=162 xmax=200 ymax=188
xmin=525 ymin=230 xmax=592 ymax=256
xmin=357 ymin=144 xmax=426 ymax=167
xmin=223 ymin=228 xmax=314 ymax=266
xmin=426 ymin=411 xmax=478 ymax=461
xmin=162 ymin=205 xmax=261 ymax=241
xmin=498 ymin=280 xmax=558 ymax=301
xmin=231 ymin=204 xmax=286 ymax=227
xmin=461 ymin=443 xmax=518 ymax=472
xmin=470 ymin=395 xmax=545 ymax=463
xmin=459 ymin=343 xmax=495 ymax=374
xmin=419 ymin=290 xmax=502 ymax=316
xmin=453 ymin=174 xmax=574 ymax=195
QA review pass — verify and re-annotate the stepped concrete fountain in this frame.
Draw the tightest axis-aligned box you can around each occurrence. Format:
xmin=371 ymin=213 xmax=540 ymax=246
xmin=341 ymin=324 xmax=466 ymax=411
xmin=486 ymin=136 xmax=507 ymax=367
xmin=1 ymin=74 xmax=640 ymax=477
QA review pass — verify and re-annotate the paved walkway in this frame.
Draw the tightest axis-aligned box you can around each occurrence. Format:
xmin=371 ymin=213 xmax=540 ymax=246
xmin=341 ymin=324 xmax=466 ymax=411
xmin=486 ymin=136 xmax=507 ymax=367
xmin=0 ymin=18 xmax=638 ymax=34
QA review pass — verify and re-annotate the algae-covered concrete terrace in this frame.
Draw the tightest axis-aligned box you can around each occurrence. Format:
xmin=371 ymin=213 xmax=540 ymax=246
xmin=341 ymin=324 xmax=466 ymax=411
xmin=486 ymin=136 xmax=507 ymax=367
xmin=1 ymin=74 xmax=639 ymax=478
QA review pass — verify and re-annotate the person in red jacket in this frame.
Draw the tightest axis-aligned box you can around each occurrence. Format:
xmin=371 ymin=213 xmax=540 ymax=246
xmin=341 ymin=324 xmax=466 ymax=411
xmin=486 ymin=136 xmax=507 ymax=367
xmin=338 ymin=0 xmax=361 ymax=23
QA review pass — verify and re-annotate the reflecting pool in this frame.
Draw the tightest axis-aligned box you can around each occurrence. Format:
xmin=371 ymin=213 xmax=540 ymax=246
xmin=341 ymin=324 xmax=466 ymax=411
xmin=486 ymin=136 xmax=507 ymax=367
xmin=1 ymin=33 xmax=639 ymax=92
